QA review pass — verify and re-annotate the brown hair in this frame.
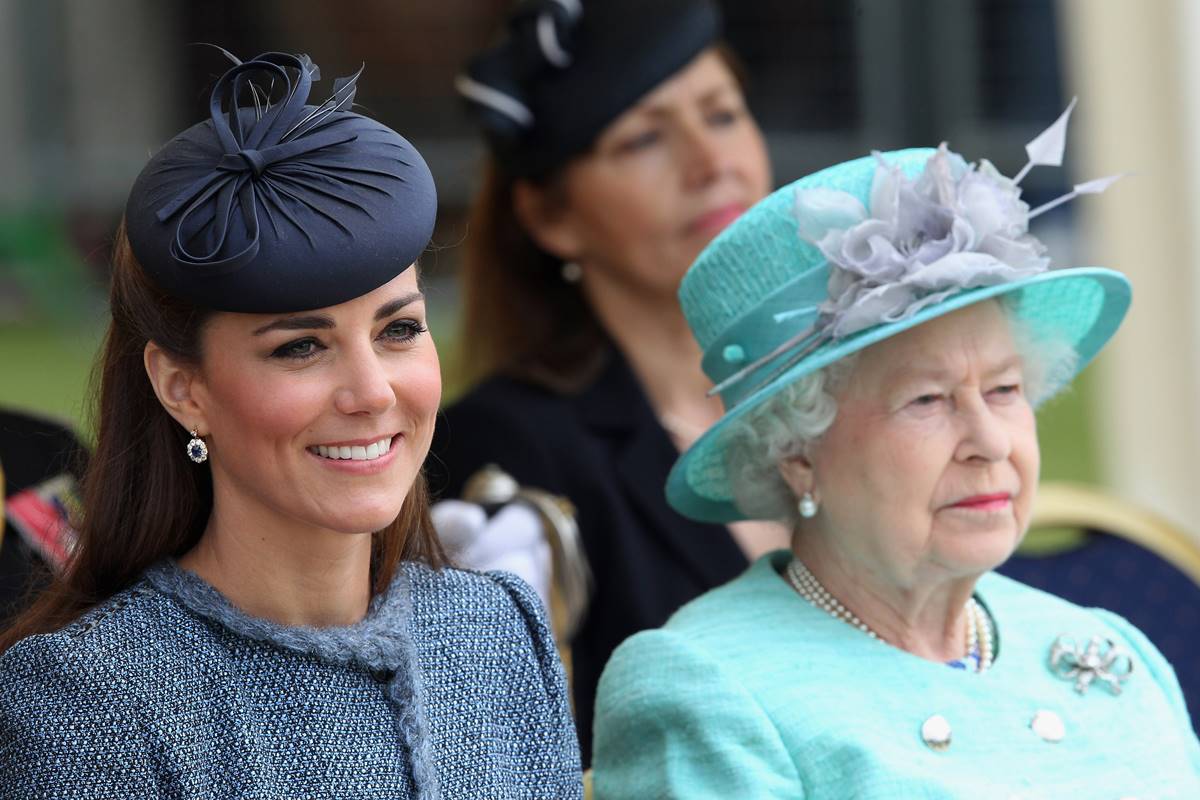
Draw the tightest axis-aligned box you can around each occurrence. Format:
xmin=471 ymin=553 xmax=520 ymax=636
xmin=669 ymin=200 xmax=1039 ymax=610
xmin=456 ymin=44 xmax=749 ymax=388
xmin=457 ymin=162 xmax=604 ymax=387
xmin=0 ymin=224 xmax=443 ymax=653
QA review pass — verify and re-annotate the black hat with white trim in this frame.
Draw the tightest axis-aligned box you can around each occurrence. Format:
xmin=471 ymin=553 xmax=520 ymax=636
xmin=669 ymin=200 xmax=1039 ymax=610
xmin=457 ymin=0 xmax=721 ymax=178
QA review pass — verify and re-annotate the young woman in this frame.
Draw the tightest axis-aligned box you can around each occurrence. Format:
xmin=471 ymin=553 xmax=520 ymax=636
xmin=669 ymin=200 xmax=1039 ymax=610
xmin=436 ymin=0 xmax=781 ymax=757
xmin=0 ymin=51 xmax=581 ymax=799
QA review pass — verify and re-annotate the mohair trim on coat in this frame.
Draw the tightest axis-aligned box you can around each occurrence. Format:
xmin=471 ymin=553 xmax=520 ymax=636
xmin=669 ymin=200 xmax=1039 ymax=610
xmin=144 ymin=561 xmax=440 ymax=799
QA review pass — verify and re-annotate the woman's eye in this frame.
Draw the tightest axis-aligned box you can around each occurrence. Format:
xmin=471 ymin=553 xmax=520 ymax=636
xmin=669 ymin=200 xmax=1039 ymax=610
xmin=615 ymin=129 xmax=661 ymax=154
xmin=912 ymin=393 xmax=943 ymax=407
xmin=707 ymin=107 xmax=741 ymax=127
xmin=989 ymin=384 xmax=1022 ymax=398
xmin=270 ymin=337 xmax=324 ymax=360
xmin=381 ymin=319 xmax=428 ymax=343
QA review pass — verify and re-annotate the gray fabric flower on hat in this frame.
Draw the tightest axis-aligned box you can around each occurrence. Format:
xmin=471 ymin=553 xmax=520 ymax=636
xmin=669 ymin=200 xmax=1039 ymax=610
xmin=795 ymin=144 xmax=1050 ymax=338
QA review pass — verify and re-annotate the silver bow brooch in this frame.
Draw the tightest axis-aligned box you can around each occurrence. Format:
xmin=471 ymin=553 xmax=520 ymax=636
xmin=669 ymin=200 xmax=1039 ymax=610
xmin=1049 ymin=635 xmax=1134 ymax=695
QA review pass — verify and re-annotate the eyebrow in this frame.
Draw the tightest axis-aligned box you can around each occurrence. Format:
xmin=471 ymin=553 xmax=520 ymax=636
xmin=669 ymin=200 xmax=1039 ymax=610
xmin=636 ymin=84 xmax=738 ymax=120
xmin=252 ymin=292 xmax=424 ymax=336
xmin=373 ymin=292 xmax=424 ymax=321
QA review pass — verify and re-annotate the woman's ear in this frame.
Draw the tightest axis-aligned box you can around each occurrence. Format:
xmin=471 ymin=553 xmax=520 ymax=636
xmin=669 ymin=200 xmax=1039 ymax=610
xmin=777 ymin=452 xmax=818 ymax=503
xmin=144 ymin=341 xmax=207 ymax=433
xmin=512 ymin=178 xmax=584 ymax=262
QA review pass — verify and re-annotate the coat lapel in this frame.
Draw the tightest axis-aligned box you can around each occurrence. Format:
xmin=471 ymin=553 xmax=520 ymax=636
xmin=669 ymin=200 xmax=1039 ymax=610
xmin=574 ymin=349 xmax=747 ymax=588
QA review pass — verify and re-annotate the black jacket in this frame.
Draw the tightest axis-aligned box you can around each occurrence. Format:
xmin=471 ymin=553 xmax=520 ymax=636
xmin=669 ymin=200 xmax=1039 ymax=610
xmin=428 ymin=348 xmax=747 ymax=763
xmin=0 ymin=409 xmax=87 ymax=619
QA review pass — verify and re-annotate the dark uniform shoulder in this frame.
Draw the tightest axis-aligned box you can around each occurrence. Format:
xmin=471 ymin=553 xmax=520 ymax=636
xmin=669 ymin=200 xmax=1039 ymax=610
xmin=445 ymin=373 xmax=572 ymax=420
xmin=431 ymin=375 xmax=581 ymax=500
xmin=0 ymin=408 xmax=87 ymax=488
xmin=0 ymin=408 xmax=89 ymax=618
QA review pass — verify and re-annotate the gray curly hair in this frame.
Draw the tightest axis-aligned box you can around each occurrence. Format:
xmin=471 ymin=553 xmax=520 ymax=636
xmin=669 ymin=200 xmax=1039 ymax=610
xmin=723 ymin=299 xmax=1079 ymax=524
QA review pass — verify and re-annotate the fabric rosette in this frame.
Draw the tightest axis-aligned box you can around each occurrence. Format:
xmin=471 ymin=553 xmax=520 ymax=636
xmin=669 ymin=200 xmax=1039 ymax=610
xmin=796 ymin=144 xmax=1051 ymax=339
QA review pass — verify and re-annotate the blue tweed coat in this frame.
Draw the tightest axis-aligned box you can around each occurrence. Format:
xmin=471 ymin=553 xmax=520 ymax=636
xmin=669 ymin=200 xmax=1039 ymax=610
xmin=0 ymin=560 xmax=582 ymax=799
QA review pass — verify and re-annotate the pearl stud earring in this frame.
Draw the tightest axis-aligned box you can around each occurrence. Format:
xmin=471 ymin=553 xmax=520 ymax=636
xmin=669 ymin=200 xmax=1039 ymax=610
xmin=798 ymin=492 xmax=818 ymax=519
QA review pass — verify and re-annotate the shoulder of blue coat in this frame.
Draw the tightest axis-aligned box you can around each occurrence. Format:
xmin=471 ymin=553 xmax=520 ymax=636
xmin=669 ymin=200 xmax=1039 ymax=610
xmin=0 ymin=579 xmax=198 ymax=671
xmin=0 ymin=580 xmax=198 ymax=715
xmin=402 ymin=562 xmax=569 ymax=709
xmin=403 ymin=562 xmax=551 ymax=637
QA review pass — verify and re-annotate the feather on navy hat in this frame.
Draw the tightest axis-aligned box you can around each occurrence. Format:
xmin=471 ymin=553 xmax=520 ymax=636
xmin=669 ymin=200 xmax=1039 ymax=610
xmin=125 ymin=51 xmax=437 ymax=313
xmin=457 ymin=0 xmax=721 ymax=178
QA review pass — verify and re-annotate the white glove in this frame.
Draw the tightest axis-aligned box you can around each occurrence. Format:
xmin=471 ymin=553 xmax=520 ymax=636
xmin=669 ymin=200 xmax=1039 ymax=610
xmin=431 ymin=499 xmax=553 ymax=612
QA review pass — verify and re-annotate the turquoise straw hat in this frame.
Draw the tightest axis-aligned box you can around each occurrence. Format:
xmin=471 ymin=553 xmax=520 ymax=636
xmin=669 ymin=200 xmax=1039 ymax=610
xmin=667 ymin=145 xmax=1131 ymax=523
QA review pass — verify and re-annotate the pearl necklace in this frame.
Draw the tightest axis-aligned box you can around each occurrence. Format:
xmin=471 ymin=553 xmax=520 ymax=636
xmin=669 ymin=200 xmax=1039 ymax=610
xmin=785 ymin=558 xmax=994 ymax=673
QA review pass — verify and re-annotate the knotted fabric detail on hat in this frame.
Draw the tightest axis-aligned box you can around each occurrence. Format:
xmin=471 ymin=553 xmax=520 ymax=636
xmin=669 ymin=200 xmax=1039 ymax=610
xmin=153 ymin=53 xmax=369 ymax=276
xmin=125 ymin=48 xmax=437 ymax=312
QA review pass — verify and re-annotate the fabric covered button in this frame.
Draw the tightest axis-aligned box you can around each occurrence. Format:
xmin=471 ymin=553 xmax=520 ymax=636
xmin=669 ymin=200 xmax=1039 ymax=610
xmin=1030 ymin=709 xmax=1065 ymax=742
xmin=920 ymin=714 xmax=952 ymax=751
xmin=722 ymin=344 xmax=746 ymax=364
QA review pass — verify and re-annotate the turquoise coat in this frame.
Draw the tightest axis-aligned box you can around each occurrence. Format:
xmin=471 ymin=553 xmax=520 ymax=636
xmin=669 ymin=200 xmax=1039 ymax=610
xmin=593 ymin=550 xmax=1200 ymax=798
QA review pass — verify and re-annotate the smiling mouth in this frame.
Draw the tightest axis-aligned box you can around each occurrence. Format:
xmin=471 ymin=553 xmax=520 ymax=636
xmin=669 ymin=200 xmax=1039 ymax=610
xmin=308 ymin=436 xmax=394 ymax=462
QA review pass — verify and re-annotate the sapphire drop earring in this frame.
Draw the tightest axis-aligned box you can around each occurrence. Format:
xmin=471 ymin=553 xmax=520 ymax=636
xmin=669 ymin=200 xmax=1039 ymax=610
xmin=186 ymin=429 xmax=209 ymax=464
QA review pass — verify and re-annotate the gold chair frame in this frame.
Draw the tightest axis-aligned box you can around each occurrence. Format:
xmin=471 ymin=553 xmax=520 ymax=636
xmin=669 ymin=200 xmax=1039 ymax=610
xmin=1029 ymin=481 xmax=1200 ymax=587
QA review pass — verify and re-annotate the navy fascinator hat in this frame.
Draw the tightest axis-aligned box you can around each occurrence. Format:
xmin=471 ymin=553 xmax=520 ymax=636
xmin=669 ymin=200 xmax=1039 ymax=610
xmin=125 ymin=51 xmax=437 ymax=313
xmin=458 ymin=0 xmax=721 ymax=178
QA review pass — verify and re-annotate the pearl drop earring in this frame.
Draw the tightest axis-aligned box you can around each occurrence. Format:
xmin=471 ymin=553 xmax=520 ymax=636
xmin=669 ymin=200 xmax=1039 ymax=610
xmin=798 ymin=492 xmax=818 ymax=519
xmin=561 ymin=261 xmax=583 ymax=283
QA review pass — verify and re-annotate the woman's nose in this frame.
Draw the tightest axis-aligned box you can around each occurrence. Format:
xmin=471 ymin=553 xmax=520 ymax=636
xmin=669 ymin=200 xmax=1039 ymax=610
xmin=954 ymin=396 xmax=1012 ymax=463
xmin=680 ymin=120 xmax=724 ymax=189
xmin=333 ymin=348 xmax=396 ymax=416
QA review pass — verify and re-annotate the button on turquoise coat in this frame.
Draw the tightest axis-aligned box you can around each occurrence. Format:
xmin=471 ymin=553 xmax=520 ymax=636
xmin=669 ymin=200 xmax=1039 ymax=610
xmin=593 ymin=551 xmax=1200 ymax=798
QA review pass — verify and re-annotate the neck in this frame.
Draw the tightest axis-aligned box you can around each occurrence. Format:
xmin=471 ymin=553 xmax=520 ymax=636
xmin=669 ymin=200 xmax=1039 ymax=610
xmin=179 ymin=482 xmax=374 ymax=628
xmin=791 ymin=535 xmax=979 ymax=663
xmin=582 ymin=271 xmax=723 ymax=429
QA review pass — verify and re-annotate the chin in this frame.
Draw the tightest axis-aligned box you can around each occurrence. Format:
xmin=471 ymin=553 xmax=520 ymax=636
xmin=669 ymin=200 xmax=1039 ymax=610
xmin=940 ymin=531 xmax=1020 ymax=575
xmin=308 ymin=497 xmax=406 ymax=536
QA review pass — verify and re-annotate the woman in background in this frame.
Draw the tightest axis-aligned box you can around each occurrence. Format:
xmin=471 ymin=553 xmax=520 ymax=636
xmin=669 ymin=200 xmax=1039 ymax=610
xmin=434 ymin=0 xmax=780 ymax=756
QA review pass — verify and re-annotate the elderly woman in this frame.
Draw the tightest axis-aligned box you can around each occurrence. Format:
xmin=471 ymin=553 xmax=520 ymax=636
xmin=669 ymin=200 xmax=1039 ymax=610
xmin=0 ymin=52 xmax=580 ymax=798
xmin=592 ymin=132 xmax=1200 ymax=795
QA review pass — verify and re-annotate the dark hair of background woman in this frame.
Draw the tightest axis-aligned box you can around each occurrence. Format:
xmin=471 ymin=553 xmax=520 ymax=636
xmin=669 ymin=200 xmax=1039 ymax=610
xmin=457 ymin=45 xmax=747 ymax=389
xmin=0 ymin=224 xmax=445 ymax=654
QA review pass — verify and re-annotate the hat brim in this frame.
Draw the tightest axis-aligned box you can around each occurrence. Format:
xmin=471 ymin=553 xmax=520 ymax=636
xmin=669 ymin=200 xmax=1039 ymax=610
xmin=667 ymin=266 xmax=1132 ymax=524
